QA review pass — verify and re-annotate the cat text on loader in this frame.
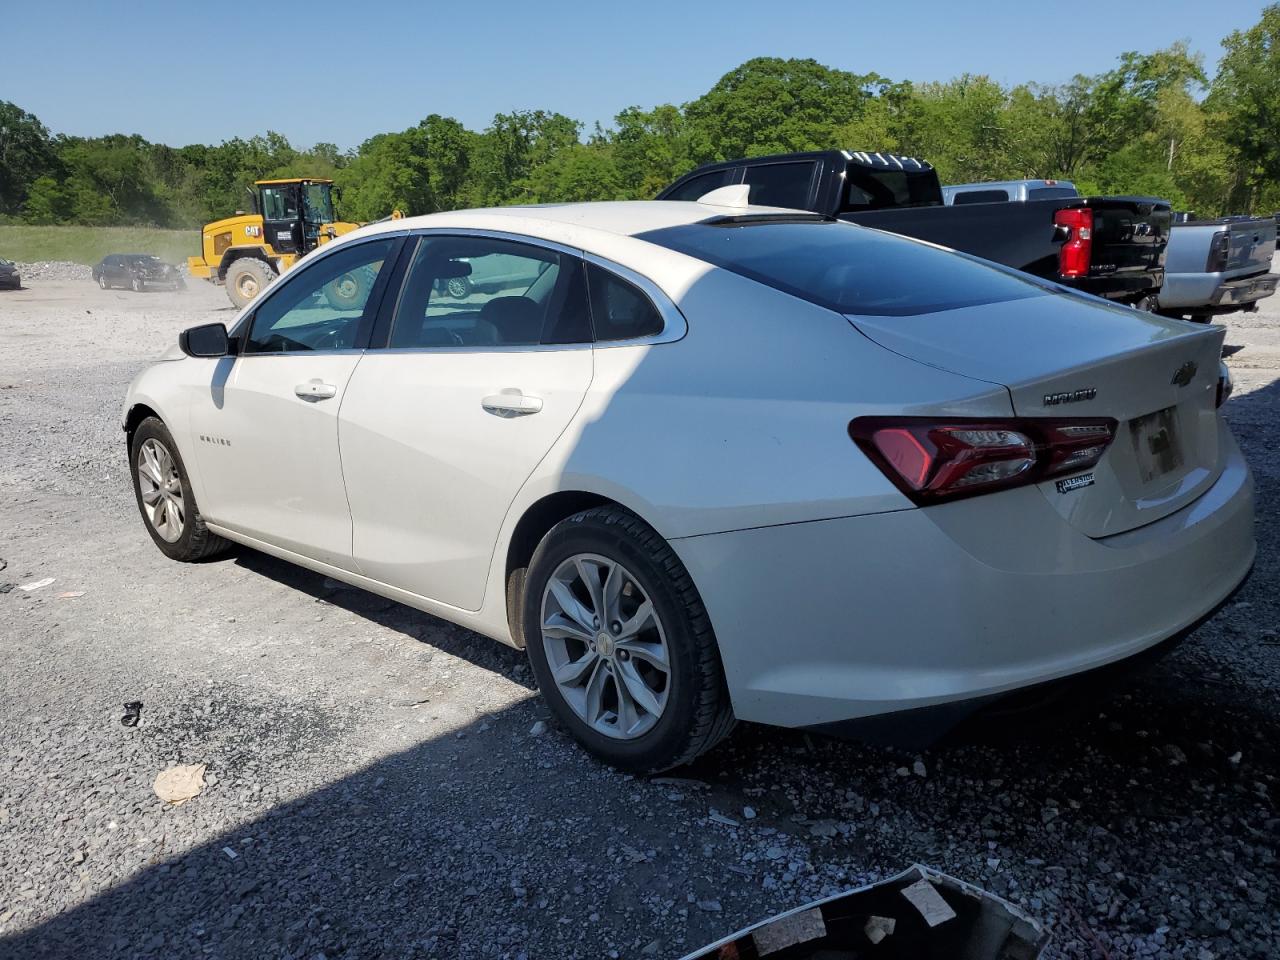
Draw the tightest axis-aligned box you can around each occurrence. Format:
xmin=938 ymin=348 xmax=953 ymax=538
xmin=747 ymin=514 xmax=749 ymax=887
xmin=188 ymin=178 xmax=390 ymax=309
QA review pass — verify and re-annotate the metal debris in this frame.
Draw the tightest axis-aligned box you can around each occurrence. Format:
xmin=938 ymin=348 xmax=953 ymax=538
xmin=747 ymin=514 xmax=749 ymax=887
xmin=683 ymin=864 xmax=1049 ymax=959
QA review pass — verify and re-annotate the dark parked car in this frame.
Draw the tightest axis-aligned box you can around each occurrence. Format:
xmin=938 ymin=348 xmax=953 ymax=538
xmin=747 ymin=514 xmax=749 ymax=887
xmin=92 ymin=254 xmax=185 ymax=292
xmin=659 ymin=151 xmax=1172 ymax=307
xmin=0 ymin=258 xmax=20 ymax=289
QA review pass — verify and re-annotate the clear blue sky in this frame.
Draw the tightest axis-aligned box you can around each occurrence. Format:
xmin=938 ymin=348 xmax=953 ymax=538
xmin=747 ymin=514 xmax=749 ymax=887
xmin=1 ymin=0 xmax=1266 ymax=150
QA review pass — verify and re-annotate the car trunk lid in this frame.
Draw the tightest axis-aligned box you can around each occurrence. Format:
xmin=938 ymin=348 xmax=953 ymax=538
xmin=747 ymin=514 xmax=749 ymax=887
xmin=846 ymin=292 xmax=1225 ymax=537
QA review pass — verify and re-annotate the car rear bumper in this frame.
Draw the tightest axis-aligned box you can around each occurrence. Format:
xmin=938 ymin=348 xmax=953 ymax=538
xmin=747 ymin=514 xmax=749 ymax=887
xmin=671 ymin=427 xmax=1255 ymax=731
xmin=1159 ymin=271 xmax=1278 ymax=312
xmin=1058 ymin=271 xmax=1161 ymax=301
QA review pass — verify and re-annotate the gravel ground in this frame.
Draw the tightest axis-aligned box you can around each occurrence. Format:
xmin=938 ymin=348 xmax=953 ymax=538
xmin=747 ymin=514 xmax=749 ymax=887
xmin=0 ymin=270 xmax=1277 ymax=960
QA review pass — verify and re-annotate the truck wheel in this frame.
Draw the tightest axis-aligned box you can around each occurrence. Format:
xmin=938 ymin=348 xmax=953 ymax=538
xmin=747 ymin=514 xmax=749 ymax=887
xmin=225 ymin=259 xmax=275 ymax=309
xmin=131 ymin=275 xmax=146 ymax=293
xmin=323 ymin=266 xmax=374 ymax=310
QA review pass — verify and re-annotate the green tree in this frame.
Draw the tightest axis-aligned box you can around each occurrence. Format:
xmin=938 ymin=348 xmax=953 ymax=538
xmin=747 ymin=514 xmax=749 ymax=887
xmin=0 ymin=101 xmax=59 ymax=217
xmin=1208 ymin=3 xmax=1280 ymax=211
xmin=683 ymin=58 xmax=880 ymax=162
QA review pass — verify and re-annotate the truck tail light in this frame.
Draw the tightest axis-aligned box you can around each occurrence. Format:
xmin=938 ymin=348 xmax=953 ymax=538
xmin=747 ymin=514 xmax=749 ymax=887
xmin=1205 ymin=230 xmax=1230 ymax=273
xmin=850 ymin=417 xmax=1117 ymax=505
xmin=1054 ymin=207 xmax=1093 ymax=278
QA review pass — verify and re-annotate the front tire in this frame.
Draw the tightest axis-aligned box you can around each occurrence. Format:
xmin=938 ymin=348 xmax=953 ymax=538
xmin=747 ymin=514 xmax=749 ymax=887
xmin=131 ymin=274 xmax=145 ymax=293
xmin=522 ymin=507 xmax=735 ymax=772
xmin=97 ymin=274 xmax=108 ymax=290
xmin=225 ymin=258 xmax=275 ymax=309
xmin=130 ymin=418 xmax=230 ymax=562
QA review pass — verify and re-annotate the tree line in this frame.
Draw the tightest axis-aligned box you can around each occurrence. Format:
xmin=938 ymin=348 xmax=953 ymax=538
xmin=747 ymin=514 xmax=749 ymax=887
xmin=2 ymin=5 xmax=1278 ymax=229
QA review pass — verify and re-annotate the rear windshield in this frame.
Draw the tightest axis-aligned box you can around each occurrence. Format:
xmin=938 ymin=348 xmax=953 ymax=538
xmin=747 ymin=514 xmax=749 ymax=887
xmin=635 ymin=219 xmax=1047 ymax=316
xmin=1027 ymin=187 xmax=1080 ymax=200
xmin=842 ymin=167 xmax=942 ymax=212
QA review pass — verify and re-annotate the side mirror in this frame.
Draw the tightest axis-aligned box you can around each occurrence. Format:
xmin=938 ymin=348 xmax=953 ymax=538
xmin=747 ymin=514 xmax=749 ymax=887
xmin=179 ymin=322 xmax=231 ymax=358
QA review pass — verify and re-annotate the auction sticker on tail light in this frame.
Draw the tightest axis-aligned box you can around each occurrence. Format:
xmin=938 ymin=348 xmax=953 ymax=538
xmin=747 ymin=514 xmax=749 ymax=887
xmin=1129 ymin=406 xmax=1183 ymax=483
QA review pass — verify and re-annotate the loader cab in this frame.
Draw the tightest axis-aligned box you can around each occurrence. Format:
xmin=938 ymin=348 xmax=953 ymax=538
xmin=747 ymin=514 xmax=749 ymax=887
xmin=257 ymin=179 xmax=336 ymax=256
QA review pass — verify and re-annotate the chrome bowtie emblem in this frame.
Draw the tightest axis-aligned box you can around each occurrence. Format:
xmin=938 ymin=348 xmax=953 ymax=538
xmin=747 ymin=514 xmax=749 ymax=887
xmin=1170 ymin=361 xmax=1198 ymax=387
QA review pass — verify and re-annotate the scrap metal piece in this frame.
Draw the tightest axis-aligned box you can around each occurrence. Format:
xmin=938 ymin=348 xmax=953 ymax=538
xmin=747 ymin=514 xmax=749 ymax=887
xmin=682 ymin=864 xmax=1049 ymax=959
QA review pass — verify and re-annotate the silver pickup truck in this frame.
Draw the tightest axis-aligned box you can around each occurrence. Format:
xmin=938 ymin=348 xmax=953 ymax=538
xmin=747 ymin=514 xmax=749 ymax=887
xmin=1157 ymin=215 xmax=1277 ymax=321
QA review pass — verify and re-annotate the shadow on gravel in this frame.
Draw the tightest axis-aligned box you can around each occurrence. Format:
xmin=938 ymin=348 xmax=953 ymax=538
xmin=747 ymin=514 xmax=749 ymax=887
xmin=5 ymin=371 xmax=1276 ymax=959
xmin=232 ymin=549 xmax=537 ymax=692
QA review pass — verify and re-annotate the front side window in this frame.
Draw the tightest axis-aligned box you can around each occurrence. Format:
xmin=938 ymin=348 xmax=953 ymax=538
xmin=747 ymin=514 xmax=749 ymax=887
xmin=742 ymin=162 xmax=817 ymax=210
xmin=261 ymin=185 xmax=299 ymax=221
xmin=303 ymin=183 xmax=335 ymax=223
xmin=390 ymin=235 xmax=590 ymax=348
xmin=243 ymin=238 xmax=397 ymax=353
xmin=636 ymin=219 xmax=1046 ymax=317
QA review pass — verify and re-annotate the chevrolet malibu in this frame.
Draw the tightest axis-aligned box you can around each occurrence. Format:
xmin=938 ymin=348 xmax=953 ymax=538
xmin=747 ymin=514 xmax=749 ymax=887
xmin=122 ymin=196 xmax=1255 ymax=772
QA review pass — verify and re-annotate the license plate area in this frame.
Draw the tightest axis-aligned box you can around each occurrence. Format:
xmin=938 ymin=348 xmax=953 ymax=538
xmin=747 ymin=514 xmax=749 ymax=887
xmin=1129 ymin=406 xmax=1183 ymax=483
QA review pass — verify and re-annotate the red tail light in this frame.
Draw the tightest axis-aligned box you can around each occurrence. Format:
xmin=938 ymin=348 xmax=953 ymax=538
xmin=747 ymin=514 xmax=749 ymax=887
xmin=1055 ymin=207 xmax=1093 ymax=278
xmin=850 ymin=417 xmax=1117 ymax=505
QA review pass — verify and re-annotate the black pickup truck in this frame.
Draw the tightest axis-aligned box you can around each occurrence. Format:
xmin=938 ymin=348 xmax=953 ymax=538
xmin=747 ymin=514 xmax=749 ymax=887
xmin=658 ymin=150 xmax=1171 ymax=306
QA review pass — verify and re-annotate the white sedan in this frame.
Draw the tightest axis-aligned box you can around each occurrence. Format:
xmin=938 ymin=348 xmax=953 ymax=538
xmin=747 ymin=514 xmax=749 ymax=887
xmin=123 ymin=196 xmax=1255 ymax=771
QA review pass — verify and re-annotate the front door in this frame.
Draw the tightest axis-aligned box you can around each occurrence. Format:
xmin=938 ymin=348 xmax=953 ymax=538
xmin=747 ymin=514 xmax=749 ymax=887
xmin=339 ymin=233 xmax=595 ymax=611
xmin=189 ymin=234 xmax=402 ymax=568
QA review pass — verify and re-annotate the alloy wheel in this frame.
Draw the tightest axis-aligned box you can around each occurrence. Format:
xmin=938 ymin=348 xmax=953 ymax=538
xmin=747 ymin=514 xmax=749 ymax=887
xmin=539 ymin=553 xmax=670 ymax=739
xmin=136 ymin=438 xmax=185 ymax=543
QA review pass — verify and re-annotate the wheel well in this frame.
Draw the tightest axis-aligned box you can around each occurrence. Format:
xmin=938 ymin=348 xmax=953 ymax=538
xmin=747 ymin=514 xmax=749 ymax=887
xmin=503 ymin=491 xmax=617 ymax=645
xmin=124 ymin=403 xmax=160 ymax=447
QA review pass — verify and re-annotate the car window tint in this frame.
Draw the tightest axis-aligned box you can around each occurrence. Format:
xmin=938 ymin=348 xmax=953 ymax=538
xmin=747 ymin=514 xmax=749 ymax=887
xmin=243 ymin=238 xmax=396 ymax=354
xmin=952 ymin=189 xmax=1010 ymax=205
xmin=662 ymin=169 xmax=733 ymax=202
xmin=587 ymin=264 xmax=663 ymax=341
xmin=635 ymin=219 xmax=1047 ymax=317
xmin=389 ymin=236 xmax=589 ymax=348
xmin=742 ymin=162 xmax=816 ymax=209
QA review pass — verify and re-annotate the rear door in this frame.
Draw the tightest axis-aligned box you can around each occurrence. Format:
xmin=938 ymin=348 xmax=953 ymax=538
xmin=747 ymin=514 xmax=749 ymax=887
xmin=338 ymin=232 xmax=596 ymax=611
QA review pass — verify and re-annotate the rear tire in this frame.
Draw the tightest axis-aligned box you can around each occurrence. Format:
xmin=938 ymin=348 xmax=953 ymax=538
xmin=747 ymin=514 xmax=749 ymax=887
xmin=130 ymin=417 xmax=231 ymax=562
xmin=1188 ymin=313 xmax=1212 ymax=324
xmin=522 ymin=507 xmax=735 ymax=773
xmin=225 ymin=258 xmax=275 ymax=309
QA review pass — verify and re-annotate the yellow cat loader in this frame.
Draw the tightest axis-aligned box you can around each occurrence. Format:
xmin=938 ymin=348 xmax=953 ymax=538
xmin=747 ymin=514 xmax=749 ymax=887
xmin=188 ymin=178 xmax=371 ymax=308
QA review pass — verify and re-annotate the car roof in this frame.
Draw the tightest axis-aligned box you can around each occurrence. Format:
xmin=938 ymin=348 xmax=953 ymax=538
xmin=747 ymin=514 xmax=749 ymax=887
xmin=356 ymin=200 xmax=798 ymax=244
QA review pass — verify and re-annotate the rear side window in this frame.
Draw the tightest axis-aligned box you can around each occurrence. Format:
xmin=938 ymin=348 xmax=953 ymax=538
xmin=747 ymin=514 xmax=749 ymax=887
xmin=587 ymin=264 xmax=663 ymax=341
xmin=742 ymin=162 xmax=816 ymax=209
xmin=662 ymin=169 xmax=734 ymax=202
xmin=952 ymin=189 xmax=1010 ymax=205
xmin=389 ymin=235 xmax=591 ymax=348
xmin=635 ymin=220 xmax=1046 ymax=317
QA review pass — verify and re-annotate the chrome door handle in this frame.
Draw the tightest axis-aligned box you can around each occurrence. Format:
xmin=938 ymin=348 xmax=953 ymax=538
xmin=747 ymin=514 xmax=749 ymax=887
xmin=295 ymin=380 xmax=338 ymax=401
xmin=481 ymin=392 xmax=543 ymax=417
